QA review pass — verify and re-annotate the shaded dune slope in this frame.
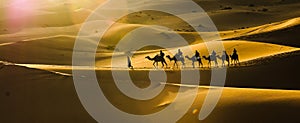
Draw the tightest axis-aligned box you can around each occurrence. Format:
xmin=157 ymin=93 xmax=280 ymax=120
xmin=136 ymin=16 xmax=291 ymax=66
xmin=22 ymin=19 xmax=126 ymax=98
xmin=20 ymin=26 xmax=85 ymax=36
xmin=227 ymin=23 xmax=300 ymax=47
xmin=1 ymin=64 xmax=300 ymax=122
xmin=0 ymin=64 xmax=96 ymax=122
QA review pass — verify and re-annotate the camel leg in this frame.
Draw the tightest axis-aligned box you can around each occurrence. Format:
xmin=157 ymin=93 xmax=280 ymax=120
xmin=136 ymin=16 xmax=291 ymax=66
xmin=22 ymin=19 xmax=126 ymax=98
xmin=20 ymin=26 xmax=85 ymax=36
xmin=235 ymin=60 xmax=239 ymax=66
xmin=192 ymin=61 xmax=195 ymax=68
xmin=214 ymin=61 xmax=218 ymax=67
xmin=227 ymin=60 xmax=230 ymax=66
xmin=198 ymin=60 xmax=203 ymax=68
xmin=163 ymin=60 xmax=168 ymax=67
xmin=200 ymin=61 xmax=203 ymax=68
xmin=172 ymin=61 xmax=175 ymax=68
xmin=153 ymin=62 xmax=156 ymax=68
xmin=161 ymin=61 xmax=164 ymax=68
xmin=222 ymin=60 xmax=225 ymax=67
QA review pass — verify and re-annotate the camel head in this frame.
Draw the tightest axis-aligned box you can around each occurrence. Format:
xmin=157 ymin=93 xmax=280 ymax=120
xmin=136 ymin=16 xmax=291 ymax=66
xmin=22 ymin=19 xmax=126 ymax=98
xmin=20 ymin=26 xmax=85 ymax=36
xmin=202 ymin=55 xmax=210 ymax=60
xmin=166 ymin=55 xmax=173 ymax=61
xmin=145 ymin=56 xmax=151 ymax=60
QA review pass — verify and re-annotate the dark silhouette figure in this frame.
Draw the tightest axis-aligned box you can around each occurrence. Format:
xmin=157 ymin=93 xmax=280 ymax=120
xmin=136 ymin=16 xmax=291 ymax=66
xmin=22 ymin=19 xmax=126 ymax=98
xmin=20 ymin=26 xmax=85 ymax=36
xmin=202 ymin=50 xmax=218 ymax=67
xmin=125 ymin=50 xmax=133 ymax=69
xmin=176 ymin=49 xmax=183 ymax=60
xmin=217 ymin=51 xmax=230 ymax=67
xmin=166 ymin=55 xmax=185 ymax=68
xmin=160 ymin=50 xmax=168 ymax=67
xmin=185 ymin=50 xmax=203 ymax=68
xmin=127 ymin=56 xmax=133 ymax=69
xmin=230 ymin=48 xmax=240 ymax=65
xmin=195 ymin=50 xmax=200 ymax=59
xmin=145 ymin=55 xmax=166 ymax=68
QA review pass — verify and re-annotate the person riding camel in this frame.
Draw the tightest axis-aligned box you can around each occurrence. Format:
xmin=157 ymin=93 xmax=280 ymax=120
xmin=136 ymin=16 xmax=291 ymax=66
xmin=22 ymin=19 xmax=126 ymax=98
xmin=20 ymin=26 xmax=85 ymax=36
xmin=223 ymin=50 xmax=228 ymax=56
xmin=233 ymin=48 xmax=238 ymax=55
xmin=176 ymin=49 xmax=183 ymax=60
xmin=211 ymin=50 xmax=217 ymax=58
xmin=230 ymin=48 xmax=240 ymax=65
xmin=195 ymin=50 xmax=200 ymax=60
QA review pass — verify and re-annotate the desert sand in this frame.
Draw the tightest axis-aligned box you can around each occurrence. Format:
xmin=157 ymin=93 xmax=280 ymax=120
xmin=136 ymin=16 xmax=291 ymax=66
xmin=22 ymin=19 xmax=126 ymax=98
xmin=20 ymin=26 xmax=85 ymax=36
xmin=0 ymin=0 xmax=300 ymax=122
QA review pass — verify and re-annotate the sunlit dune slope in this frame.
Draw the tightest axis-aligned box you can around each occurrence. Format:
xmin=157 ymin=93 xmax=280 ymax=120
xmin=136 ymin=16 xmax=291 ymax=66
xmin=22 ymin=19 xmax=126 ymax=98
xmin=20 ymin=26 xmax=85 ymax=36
xmin=0 ymin=16 xmax=298 ymax=67
xmin=101 ymin=17 xmax=300 ymax=48
xmin=178 ymin=86 xmax=300 ymax=123
xmin=0 ymin=36 xmax=297 ymax=67
xmin=0 ymin=36 xmax=110 ymax=65
xmin=97 ymin=40 xmax=299 ymax=68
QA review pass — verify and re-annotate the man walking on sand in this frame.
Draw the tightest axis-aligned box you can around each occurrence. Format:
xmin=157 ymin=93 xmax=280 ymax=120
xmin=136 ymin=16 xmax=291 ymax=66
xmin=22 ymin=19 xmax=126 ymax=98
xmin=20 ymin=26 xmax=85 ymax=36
xmin=125 ymin=51 xmax=133 ymax=69
xmin=127 ymin=56 xmax=133 ymax=69
xmin=160 ymin=50 xmax=168 ymax=67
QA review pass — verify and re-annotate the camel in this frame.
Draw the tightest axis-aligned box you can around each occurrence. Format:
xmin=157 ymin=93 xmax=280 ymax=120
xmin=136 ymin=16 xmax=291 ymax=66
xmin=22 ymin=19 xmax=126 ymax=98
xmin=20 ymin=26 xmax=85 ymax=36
xmin=230 ymin=53 xmax=240 ymax=65
xmin=145 ymin=55 xmax=167 ymax=68
xmin=202 ymin=55 xmax=218 ymax=67
xmin=216 ymin=54 xmax=230 ymax=67
xmin=185 ymin=55 xmax=203 ymax=68
xmin=166 ymin=55 xmax=185 ymax=68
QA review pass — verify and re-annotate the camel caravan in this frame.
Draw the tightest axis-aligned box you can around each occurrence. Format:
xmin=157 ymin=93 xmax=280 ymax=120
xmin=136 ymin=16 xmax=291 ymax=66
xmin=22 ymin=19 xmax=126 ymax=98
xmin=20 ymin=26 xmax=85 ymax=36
xmin=144 ymin=48 xmax=240 ymax=69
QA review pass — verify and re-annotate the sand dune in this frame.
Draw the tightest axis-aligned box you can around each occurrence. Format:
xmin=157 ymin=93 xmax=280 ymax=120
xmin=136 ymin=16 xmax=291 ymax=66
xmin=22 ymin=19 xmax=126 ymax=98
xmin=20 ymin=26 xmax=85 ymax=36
xmin=195 ymin=0 xmax=300 ymax=30
xmin=227 ymin=20 xmax=300 ymax=47
xmin=0 ymin=0 xmax=299 ymax=122
xmin=1 ymin=0 xmax=299 ymax=33
xmin=95 ymin=40 xmax=299 ymax=68
xmin=1 ymin=64 xmax=300 ymax=122
xmin=100 ymin=17 xmax=300 ymax=48
xmin=219 ymin=17 xmax=300 ymax=40
xmin=0 ymin=0 xmax=105 ymax=30
xmin=0 ymin=35 xmax=113 ymax=65
xmin=224 ymin=50 xmax=300 ymax=90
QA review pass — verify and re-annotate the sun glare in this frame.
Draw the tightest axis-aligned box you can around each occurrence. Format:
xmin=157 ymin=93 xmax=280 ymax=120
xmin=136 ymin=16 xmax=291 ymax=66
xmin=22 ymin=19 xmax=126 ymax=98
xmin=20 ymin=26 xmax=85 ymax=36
xmin=6 ymin=0 xmax=35 ymax=32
